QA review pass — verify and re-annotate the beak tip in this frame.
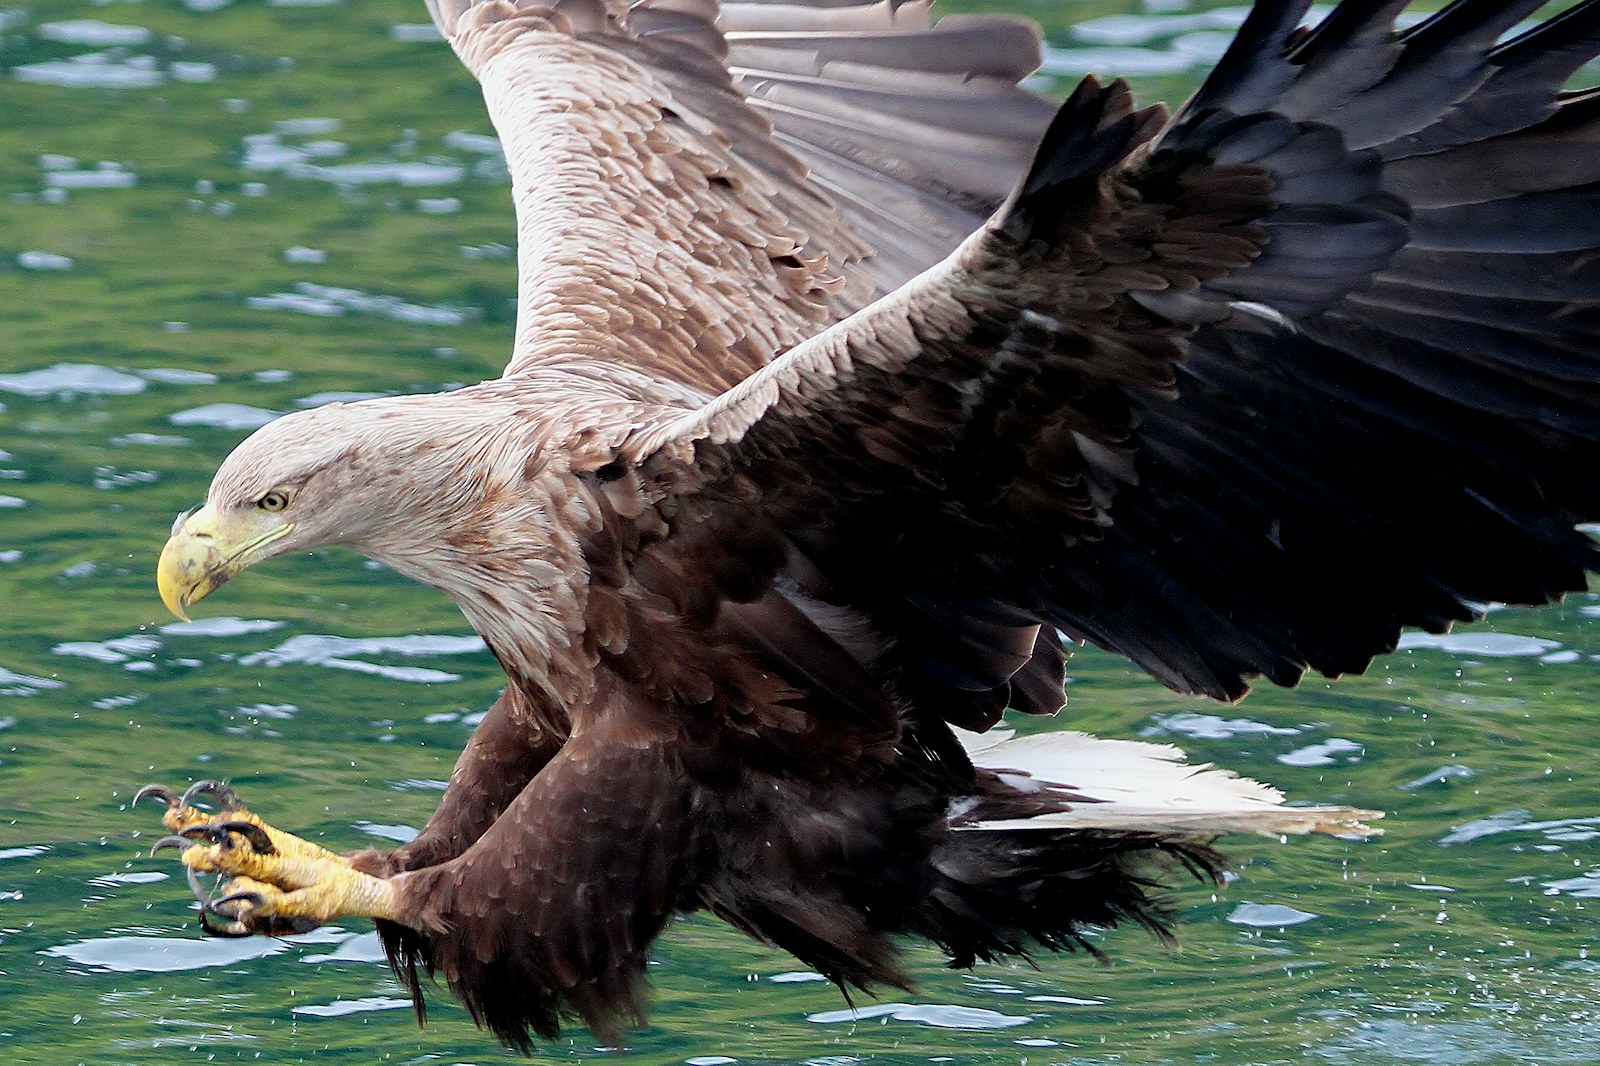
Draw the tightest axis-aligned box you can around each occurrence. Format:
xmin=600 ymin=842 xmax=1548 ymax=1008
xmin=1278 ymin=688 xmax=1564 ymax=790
xmin=159 ymin=584 xmax=192 ymax=623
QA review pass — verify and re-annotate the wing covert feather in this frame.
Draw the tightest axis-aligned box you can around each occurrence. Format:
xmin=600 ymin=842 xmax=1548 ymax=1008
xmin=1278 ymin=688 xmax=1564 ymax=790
xmin=427 ymin=0 xmax=1053 ymax=390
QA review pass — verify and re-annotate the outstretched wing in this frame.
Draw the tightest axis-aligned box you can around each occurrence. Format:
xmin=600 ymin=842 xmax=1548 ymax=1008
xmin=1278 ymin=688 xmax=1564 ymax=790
xmin=628 ymin=0 xmax=1600 ymax=714
xmin=425 ymin=0 xmax=1053 ymax=392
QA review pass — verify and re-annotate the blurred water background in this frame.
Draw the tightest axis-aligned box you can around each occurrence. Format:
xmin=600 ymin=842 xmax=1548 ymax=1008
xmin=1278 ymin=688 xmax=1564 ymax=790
xmin=3 ymin=1 xmax=1600 ymax=1062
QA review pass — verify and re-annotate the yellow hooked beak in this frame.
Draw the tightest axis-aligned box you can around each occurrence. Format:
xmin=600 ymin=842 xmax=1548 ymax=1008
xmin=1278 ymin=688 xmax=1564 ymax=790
xmin=157 ymin=504 xmax=294 ymax=621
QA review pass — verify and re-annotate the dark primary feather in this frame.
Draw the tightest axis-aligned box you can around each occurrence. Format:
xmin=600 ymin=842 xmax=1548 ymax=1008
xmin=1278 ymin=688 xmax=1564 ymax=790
xmin=643 ymin=0 xmax=1600 ymax=703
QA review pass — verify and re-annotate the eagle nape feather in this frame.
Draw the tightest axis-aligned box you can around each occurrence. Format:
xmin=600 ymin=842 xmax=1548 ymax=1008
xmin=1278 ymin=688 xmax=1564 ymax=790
xmin=138 ymin=0 xmax=1600 ymax=1052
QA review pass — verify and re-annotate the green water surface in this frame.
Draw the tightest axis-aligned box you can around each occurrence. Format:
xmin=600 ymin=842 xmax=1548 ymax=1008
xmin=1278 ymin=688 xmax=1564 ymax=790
xmin=3 ymin=2 xmax=1599 ymax=1063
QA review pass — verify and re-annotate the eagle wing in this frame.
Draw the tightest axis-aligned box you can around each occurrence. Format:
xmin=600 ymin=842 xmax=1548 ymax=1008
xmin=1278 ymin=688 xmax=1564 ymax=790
xmin=424 ymin=0 xmax=1053 ymax=391
xmin=629 ymin=0 xmax=1600 ymax=709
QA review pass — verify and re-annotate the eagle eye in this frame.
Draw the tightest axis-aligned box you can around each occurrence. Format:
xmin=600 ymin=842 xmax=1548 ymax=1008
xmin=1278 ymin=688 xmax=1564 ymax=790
xmin=257 ymin=491 xmax=290 ymax=512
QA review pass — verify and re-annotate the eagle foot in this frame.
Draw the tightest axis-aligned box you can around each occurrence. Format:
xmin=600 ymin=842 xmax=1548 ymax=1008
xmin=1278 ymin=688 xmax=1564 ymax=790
xmin=138 ymin=781 xmax=401 ymax=936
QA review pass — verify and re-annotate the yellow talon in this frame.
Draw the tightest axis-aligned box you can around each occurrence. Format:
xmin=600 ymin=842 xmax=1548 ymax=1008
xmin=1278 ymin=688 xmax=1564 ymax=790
xmin=140 ymin=781 xmax=401 ymax=934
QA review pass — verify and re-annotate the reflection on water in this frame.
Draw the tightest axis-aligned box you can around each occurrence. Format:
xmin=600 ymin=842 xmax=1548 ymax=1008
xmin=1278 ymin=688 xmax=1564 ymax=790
xmin=2 ymin=0 xmax=1600 ymax=1063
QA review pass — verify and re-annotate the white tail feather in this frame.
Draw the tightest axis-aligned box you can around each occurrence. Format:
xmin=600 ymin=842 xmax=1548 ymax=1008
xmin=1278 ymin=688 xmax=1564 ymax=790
xmin=955 ymin=728 xmax=1382 ymax=838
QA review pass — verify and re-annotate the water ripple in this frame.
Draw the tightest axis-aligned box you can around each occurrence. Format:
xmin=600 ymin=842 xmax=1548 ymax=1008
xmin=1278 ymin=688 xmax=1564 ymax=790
xmin=1441 ymin=810 xmax=1600 ymax=845
xmin=160 ymin=617 xmax=285 ymax=638
xmin=238 ymin=632 xmax=486 ymax=683
xmin=300 ymin=930 xmax=386 ymax=964
xmin=247 ymin=282 xmax=467 ymax=325
xmin=43 ymin=162 xmax=138 ymax=189
xmin=0 ymin=363 xmax=146 ymax=398
xmin=1278 ymin=738 xmax=1363 ymax=767
xmin=1144 ymin=711 xmax=1301 ymax=739
xmin=38 ymin=19 xmax=153 ymax=46
xmin=352 ymin=821 xmax=418 ymax=843
xmin=52 ymin=635 xmax=159 ymax=664
xmin=17 ymin=251 xmax=73 ymax=271
xmin=168 ymin=403 xmax=280 ymax=429
xmin=0 ymin=666 xmax=65 ymax=697
xmin=44 ymin=935 xmax=289 ymax=972
xmin=806 ymin=1003 xmax=1031 ymax=1030
xmin=1228 ymin=902 xmax=1319 ymax=928
xmin=1398 ymin=632 xmax=1561 ymax=657
xmin=292 ymin=996 xmax=411 ymax=1018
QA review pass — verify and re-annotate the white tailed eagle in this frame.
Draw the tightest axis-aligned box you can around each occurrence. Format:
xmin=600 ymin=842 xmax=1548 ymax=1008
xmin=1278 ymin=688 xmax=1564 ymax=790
xmin=139 ymin=0 xmax=1600 ymax=1051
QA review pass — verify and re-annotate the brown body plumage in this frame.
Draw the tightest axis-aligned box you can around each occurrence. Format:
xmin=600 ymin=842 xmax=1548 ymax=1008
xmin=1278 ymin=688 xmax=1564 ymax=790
xmin=143 ymin=0 xmax=1600 ymax=1051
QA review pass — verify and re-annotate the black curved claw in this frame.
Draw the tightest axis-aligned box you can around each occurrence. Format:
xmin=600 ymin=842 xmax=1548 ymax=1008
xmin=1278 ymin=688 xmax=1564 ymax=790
xmin=178 ymin=823 xmax=231 ymax=848
xmin=202 ymin=889 xmax=266 ymax=936
xmin=198 ymin=909 xmax=253 ymax=938
xmin=183 ymin=861 xmax=211 ymax=906
xmin=213 ymin=820 xmax=275 ymax=855
xmin=134 ymin=784 xmax=181 ymax=810
xmin=210 ymin=889 xmax=265 ymax=915
xmin=151 ymin=834 xmax=221 ymax=908
xmin=150 ymin=835 xmax=214 ymax=909
xmin=179 ymin=779 xmax=243 ymax=814
xmin=149 ymin=834 xmax=193 ymax=857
